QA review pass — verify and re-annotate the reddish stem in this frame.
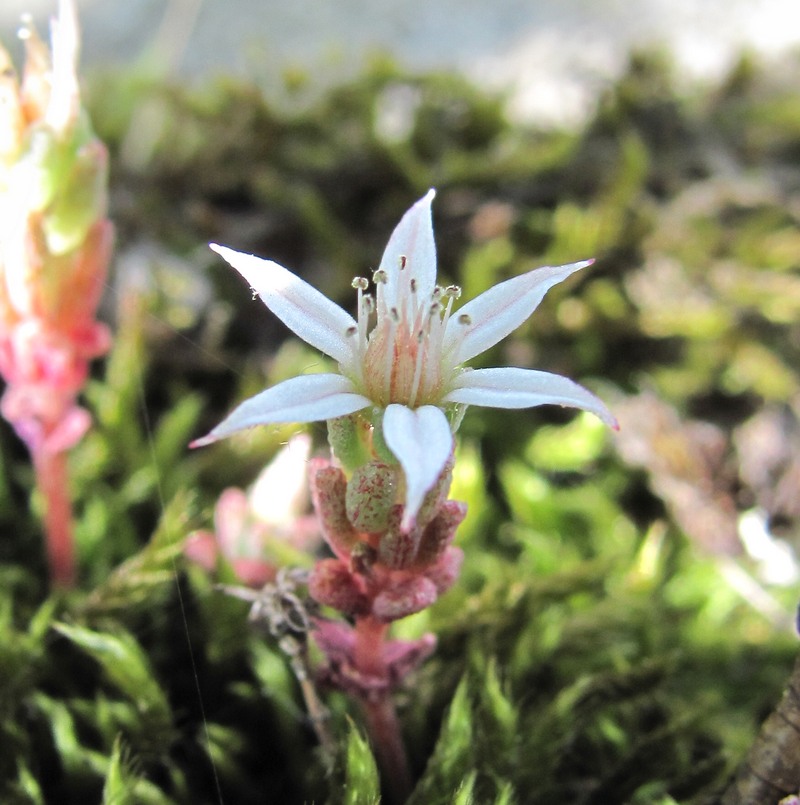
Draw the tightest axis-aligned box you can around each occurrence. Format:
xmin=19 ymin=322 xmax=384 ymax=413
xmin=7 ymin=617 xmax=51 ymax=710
xmin=34 ymin=449 xmax=76 ymax=587
xmin=354 ymin=616 xmax=412 ymax=804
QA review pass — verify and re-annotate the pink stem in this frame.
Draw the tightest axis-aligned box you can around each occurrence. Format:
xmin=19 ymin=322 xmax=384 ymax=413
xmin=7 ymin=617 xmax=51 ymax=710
xmin=34 ymin=449 xmax=76 ymax=587
xmin=354 ymin=616 xmax=412 ymax=804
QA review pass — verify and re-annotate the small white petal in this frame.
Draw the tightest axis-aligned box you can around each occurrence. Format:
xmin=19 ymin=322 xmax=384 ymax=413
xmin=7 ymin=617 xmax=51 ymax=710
xmin=443 ymin=260 xmax=592 ymax=366
xmin=249 ymin=433 xmax=312 ymax=525
xmin=444 ymin=367 xmax=617 ymax=428
xmin=378 ymin=190 xmax=437 ymax=309
xmin=46 ymin=0 xmax=81 ymax=133
xmin=210 ymin=244 xmax=357 ymax=370
xmin=382 ymin=404 xmax=453 ymax=531
xmin=191 ymin=374 xmax=370 ymax=447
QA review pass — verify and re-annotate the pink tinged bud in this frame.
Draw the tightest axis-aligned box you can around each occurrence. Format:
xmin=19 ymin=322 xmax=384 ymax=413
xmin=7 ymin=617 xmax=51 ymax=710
xmin=372 ymin=575 xmax=438 ymax=622
xmin=345 ymin=460 xmax=397 ymax=534
xmin=229 ymin=558 xmax=277 ymax=588
xmin=383 ymin=634 xmax=437 ymax=683
xmin=311 ymin=618 xmax=355 ymax=665
xmin=425 ymin=546 xmax=464 ymax=595
xmin=308 ymin=458 xmax=358 ymax=558
xmin=415 ymin=449 xmax=455 ymax=528
xmin=378 ymin=505 xmax=421 ymax=569
xmin=414 ymin=499 xmax=467 ymax=569
xmin=184 ymin=531 xmax=219 ymax=572
xmin=309 ymin=558 xmax=370 ymax=616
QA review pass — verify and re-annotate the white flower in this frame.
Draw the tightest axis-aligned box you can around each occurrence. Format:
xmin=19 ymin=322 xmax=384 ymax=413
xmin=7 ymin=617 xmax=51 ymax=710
xmin=193 ymin=190 xmax=615 ymax=529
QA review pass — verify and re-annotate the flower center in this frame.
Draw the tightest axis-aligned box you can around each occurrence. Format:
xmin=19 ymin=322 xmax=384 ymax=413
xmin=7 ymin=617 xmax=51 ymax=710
xmin=346 ymin=257 xmax=462 ymax=408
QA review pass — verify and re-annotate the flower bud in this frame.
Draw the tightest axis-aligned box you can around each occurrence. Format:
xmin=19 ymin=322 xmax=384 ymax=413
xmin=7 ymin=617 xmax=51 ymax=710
xmin=414 ymin=499 xmax=467 ymax=569
xmin=309 ymin=558 xmax=369 ymax=616
xmin=414 ymin=449 xmax=455 ymax=528
xmin=308 ymin=458 xmax=358 ymax=558
xmin=425 ymin=546 xmax=464 ymax=595
xmin=345 ymin=460 xmax=396 ymax=534
xmin=377 ymin=505 xmax=420 ymax=569
xmin=372 ymin=575 xmax=437 ymax=622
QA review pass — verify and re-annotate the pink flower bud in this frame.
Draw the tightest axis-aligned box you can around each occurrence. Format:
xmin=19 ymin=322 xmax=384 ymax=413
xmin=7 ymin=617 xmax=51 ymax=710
xmin=377 ymin=505 xmax=421 ymax=569
xmin=309 ymin=558 xmax=369 ymax=616
xmin=425 ymin=546 xmax=464 ymax=595
xmin=372 ymin=575 xmax=438 ymax=622
xmin=414 ymin=449 xmax=455 ymax=528
xmin=345 ymin=460 xmax=397 ymax=534
xmin=414 ymin=499 xmax=467 ymax=569
xmin=308 ymin=458 xmax=359 ymax=558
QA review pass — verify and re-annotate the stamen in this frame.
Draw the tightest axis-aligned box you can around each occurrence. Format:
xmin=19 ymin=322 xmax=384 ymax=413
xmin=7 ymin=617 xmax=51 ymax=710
xmin=399 ymin=255 xmax=407 ymax=269
xmin=408 ymin=329 xmax=427 ymax=407
xmin=410 ymin=278 xmax=417 ymax=293
xmin=351 ymin=277 xmax=369 ymax=290
xmin=445 ymin=285 xmax=462 ymax=300
xmin=346 ymin=325 xmax=358 ymax=337
xmin=383 ymin=313 xmax=398 ymax=401
xmin=458 ymin=313 xmax=472 ymax=325
xmin=373 ymin=269 xmax=388 ymax=284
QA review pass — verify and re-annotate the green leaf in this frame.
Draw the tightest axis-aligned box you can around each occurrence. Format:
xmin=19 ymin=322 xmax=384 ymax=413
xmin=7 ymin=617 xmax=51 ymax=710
xmin=102 ymin=736 xmax=176 ymax=805
xmin=52 ymin=622 xmax=170 ymax=727
xmin=341 ymin=719 xmax=381 ymax=805
xmin=408 ymin=677 xmax=474 ymax=805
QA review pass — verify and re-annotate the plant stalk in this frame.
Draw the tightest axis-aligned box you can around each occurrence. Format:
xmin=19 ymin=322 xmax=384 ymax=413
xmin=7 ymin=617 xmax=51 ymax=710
xmin=35 ymin=449 xmax=76 ymax=587
xmin=354 ymin=616 xmax=412 ymax=804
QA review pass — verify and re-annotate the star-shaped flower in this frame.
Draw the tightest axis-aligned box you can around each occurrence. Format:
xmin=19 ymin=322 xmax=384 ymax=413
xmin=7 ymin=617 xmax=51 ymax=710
xmin=193 ymin=190 xmax=615 ymax=529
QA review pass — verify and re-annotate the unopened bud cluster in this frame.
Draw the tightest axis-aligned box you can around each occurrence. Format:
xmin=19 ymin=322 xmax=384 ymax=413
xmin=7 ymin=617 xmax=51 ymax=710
xmin=0 ymin=2 xmax=111 ymax=455
xmin=306 ymin=411 xmax=465 ymax=695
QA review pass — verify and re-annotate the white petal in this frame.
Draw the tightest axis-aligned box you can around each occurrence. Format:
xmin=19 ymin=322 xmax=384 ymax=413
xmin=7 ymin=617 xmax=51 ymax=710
xmin=249 ymin=433 xmax=312 ymax=525
xmin=444 ymin=367 xmax=617 ymax=427
xmin=443 ymin=260 xmax=592 ymax=366
xmin=382 ymin=404 xmax=453 ymax=531
xmin=378 ymin=190 xmax=437 ymax=310
xmin=46 ymin=0 xmax=80 ymax=133
xmin=191 ymin=374 xmax=370 ymax=447
xmin=210 ymin=244 xmax=357 ymax=370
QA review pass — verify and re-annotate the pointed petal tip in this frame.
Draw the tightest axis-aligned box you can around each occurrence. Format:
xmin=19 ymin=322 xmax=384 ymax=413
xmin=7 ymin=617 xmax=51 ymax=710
xmin=189 ymin=433 xmax=216 ymax=449
xmin=209 ymin=242 xmax=238 ymax=262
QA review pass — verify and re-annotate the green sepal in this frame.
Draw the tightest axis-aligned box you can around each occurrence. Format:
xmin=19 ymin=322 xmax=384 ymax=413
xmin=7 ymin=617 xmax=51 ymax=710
xmin=43 ymin=139 xmax=108 ymax=255
xmin=327 ymin=412 xmax=372 ymax=473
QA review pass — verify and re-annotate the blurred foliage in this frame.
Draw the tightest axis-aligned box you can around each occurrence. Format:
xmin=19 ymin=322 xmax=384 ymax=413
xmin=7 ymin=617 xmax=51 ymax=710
xmin=0 ymin=47 xmax=799 ymax=803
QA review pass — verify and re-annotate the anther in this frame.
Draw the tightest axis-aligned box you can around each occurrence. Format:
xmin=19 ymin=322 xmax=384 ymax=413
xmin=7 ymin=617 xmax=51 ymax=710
xmin=346 ymin=325 xmax=358 ymax=336
xmin=399 ymin=255 xmax=407 ymax=269
xmin=445 ymin=285 xmax=462 ymax=300
xmin=373 ymin=269 xmax=388 ymax=284
xmin=410 ymin=278 xmax=417 ymax=293
xmin=458 ymin=313 xmax=472 ymax=325
xmin=352 ymin=277 xmax=369 ymax=290
xmin=390 ymin=307 xmax=400 ymax=322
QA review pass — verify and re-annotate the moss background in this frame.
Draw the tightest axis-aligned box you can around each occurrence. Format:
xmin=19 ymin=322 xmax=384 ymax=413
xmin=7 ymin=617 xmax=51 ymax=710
xmin=1 ymin=49 xmax=799 ymax=803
